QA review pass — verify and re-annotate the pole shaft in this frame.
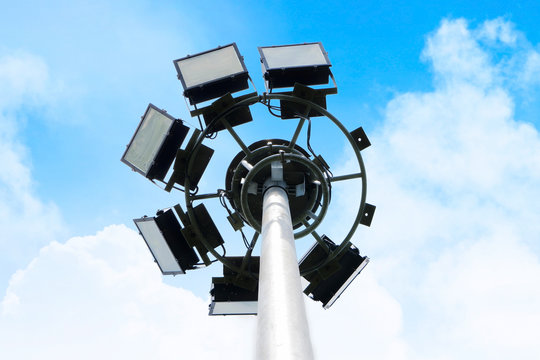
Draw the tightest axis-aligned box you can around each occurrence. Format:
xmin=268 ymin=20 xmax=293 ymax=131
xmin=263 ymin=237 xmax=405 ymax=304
xmin=256 ymin=186 xmax=314 ymax=360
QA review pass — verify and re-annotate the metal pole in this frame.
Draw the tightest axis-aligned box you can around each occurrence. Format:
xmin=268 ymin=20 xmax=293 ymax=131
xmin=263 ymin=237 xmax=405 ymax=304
xmin=256 ymin=186 xmax=314 ymax=360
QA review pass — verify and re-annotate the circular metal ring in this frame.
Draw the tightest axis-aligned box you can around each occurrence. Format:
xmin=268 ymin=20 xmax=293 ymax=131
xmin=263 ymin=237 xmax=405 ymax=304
xmin=239 ymin=152 xmax=330 ymax=239
xmin=183 ymin=93 xmax=368 ymax=276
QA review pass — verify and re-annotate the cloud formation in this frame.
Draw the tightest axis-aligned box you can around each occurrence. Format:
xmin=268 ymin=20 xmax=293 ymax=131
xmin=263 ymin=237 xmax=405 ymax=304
xmin=0 ymin=52 xmax=65 ymax=284
xmin=362 ymin=18 xmax=540 ymax=359
xmin=1 ymin=17 xmax=540 ymax=360
xmin=0 ymin=225 xmax=257 ymax=359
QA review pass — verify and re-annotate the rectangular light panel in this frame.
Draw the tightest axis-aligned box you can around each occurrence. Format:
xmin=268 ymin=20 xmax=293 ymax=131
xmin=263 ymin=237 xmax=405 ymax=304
xmin=324 ymin=257 xmax=369 ymax=309
xmin=122 ymin=105 xmax=175 ymax=176
xmin=134 ymin=217 xmax=184 ymax=275
xmin=175 ymin=44 xmax=246 ymax=89
xmin=260 ymin=43 xmax=330 ymax=70
xmin=209 ymin=301 xmax=258 ymax=316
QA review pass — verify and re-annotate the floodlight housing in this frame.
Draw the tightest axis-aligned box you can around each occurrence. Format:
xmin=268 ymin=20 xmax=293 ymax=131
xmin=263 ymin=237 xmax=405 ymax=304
xmin=201 ymin=93 xmax=253 ymax=132
xmin=192 ymin=203 xmax=225 ymax=249
xmin=172 ymin=145 xmax=214 ymax=191
xmin=165 ymin=129 xmax=215 ymax=192
xmin=299 ymin=235 xmax=369 ymax=309
xmin=174 ymin=43 xmax=249 ymax=105
xmin=209 ymin=256 xmax=259 ymax=316
xmin=122 ymin=104 xmax=189 ymax=181
xmin=258 ymin=42 xmax=332 ymax=89
xmin=209 ymin=278 xmax=258 ymax=315
xmin=178 ymin=203 xmax=225 ymax=266
xmin=134 ymin=208 xmax=199 ymax=275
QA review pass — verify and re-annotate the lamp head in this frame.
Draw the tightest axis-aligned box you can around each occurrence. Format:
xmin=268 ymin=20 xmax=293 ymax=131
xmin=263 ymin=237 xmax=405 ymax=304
xmin=134 ymin=208 xmax=199 ymax=275
xmin=299 ymin=235 xmax=369 ymax=309
xmin=121 ymin=104 xmax=189 ymax=181
xmin=258 ymin=42 xmax=332 ymax=91
xmin=174 ymin=43 xmax=249 ymax=105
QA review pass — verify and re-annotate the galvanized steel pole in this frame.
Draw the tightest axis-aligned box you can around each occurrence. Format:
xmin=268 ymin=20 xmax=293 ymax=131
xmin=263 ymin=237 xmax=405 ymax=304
xmin=256 ymin=186 xmax=314 ymax=360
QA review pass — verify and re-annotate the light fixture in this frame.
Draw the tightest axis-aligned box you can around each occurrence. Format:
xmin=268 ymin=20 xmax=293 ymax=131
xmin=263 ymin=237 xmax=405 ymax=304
xmin=122 ymin=104 xmax=189 ymax=181
xmin=191 ymin=203 xmax=225 ymax=249
xmin=174 ymin=43 xmax=249 ymax=105
xmin=177 ymin=203 xmax=225 ymax=266
xmin=299 ymin=235 xmax=369 ymax=309
xmin=124 ymin=40 xmax=376 ymax=357
xmin=209 ymin=279 xmax=258 ymax=315
xmin=209 ymin=257 xmax=259 ymax=316
xmin=165 ymin=129 xmax=214 ymax=192
xmin=134 ymin=208 xmax=199 ymax=275
xmin=258 ymin=42 xmax=332 ymax=90
xmin=201 ymin=93 xmax=253 ymax=132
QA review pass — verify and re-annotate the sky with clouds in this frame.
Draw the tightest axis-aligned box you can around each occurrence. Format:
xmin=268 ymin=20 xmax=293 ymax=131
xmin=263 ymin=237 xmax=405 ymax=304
xmin=1 ymin=1 xmax=540 ymax=359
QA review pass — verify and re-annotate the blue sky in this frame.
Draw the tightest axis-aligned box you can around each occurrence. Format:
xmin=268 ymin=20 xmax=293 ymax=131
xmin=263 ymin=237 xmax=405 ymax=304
xmin=1 ymin=1 xmax=540 ymax=359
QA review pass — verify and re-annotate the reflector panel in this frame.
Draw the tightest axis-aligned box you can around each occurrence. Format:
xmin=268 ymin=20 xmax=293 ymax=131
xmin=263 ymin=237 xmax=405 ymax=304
xmin=175 ymin=45 xmax=245 ymax=88
xmin=260 ymin=43 xmax=329 ymax=69
xmin=209 ymin=301 xmax=258 ymax=316
xmin=123 ymin=107 xmax=172 ymax=175
xmin=134 ymin=217 xmax=183 ymax=275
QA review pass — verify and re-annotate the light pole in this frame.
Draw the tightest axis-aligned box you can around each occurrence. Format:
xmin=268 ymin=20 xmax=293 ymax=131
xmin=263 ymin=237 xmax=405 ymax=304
xmin=122 ymin=42 xmax=375 ymax=359
xmin=257 ymin=185 xmax=314 ymax=359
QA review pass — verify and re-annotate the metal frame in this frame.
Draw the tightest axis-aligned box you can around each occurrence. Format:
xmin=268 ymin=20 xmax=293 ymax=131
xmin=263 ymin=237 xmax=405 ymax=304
xmin=181 ymin=92 xmax=368 ymax=279
xmin=126 ymin=43 xmax=375 ymax=360
xmin=238 ymin=152 xmax=330 ymax=238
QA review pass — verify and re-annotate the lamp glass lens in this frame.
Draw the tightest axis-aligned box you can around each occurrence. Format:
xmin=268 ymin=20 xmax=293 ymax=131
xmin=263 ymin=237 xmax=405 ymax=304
xmin=262 ymin=44 xmax=328 ymax=69
xmin=323 ymin=257 xmax=369 ymax=309
xmin=210 ymin=301 xmax=257 ymax=315
xmin=176 ymin=45 xmax=244 ymax=89
xmin=124 ymin=108 xmax=172 ymax=175
xmin=135 ymin=218 xmax=183 ymax=274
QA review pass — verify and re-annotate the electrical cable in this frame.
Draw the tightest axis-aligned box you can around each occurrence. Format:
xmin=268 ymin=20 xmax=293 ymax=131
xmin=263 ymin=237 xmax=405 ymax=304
xmin=218 ymin=190 xmax=251 ymax=249
xmin=153 ymin=179 xmax=186 ymax=193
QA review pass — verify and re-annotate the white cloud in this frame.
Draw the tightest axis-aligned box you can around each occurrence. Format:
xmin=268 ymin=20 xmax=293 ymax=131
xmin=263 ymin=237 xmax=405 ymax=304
xmin=0 ymin=52 xmax=66 ymax=281
xmin=0 ymin=223 xmax=409 ymax=360
xmin=476 ymin=17 xmax=517 ymax=45
xmin=0 ymin=52 xmax=50 ymax=109
xmin=354 ymin=17 xmax=540 ymax=359
xmin=422 ymin=19 xmax=495 ymax=88
xmin=521 ymin=50 xmax=540 ymax=85
xmin=0 ymin=224 xmax=257 ymax=359
xmin=420 ymin=234 xmax=540 ymax=358
xmin=2 ymin=16 xmax=540 ymax=360
xmin=307 ymin=264 xmax=411 ymax=360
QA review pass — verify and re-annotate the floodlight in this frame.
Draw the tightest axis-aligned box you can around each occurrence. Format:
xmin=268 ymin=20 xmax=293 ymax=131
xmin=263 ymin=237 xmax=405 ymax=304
xmin=192 ymin=203 xmax=225 ymax=249
xmin=179 ymin=203 xmax=225 ymax=266
xmin=279 ymin=83 xmax=328 ymax=119
xmin=174 ymin=43 xmax=249 ymax=105
xmin=209 ymin=278 xmax=258 ymax=315
xmin=122 ymin=104 xmax=189 ymax=181
xmin=165 ymin=129 xmax=214 ymax=192
xmin=134 ymin=208 xmax=199 ymax=275
xmin=173 ymin=146 xmax=214 ymax=190
xmin=209 ymin=256 xmax=259 ymax=316
xmin=259 ymin=42 xmax=332 ymax=89
xmin=201 ymin=93 xmax=253 ymax=132
xmin=299 ymin=235 xmax=369 ymax=309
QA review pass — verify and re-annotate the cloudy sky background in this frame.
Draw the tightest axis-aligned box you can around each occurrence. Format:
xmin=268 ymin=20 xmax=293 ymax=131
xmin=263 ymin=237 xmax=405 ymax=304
xmin=1 ymin=1 xmax=540 ymax=359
